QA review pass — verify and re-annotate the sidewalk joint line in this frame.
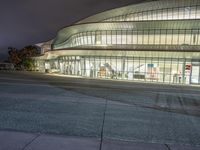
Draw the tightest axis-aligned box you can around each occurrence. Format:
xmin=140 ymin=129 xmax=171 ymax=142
xmin=21 ymin=133 xmax=41 ymax=150
xmin=99 ymin=99 xmax=108 ymax=150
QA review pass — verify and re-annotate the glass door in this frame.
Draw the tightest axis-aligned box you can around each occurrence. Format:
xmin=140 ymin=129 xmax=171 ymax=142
xmin=191 ymin=65 xmax=200 ymax=84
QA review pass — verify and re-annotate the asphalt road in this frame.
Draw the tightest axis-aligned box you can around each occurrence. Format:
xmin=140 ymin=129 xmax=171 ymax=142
xmin=0 ymin=71 xmax=200 ymax=148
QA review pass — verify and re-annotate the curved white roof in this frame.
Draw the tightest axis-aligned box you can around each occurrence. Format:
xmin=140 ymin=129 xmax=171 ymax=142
xmin=49 ymin=0 xmax=200 ymax=51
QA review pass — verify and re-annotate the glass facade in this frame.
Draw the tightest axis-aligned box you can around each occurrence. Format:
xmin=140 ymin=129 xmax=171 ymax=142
xmin=35 ymin=0 xmax=200 ymax=85
xmin=55 ymin=29 xmax=200 ymax=50
xmin=39 ymin=56 xmax=200 ymax=85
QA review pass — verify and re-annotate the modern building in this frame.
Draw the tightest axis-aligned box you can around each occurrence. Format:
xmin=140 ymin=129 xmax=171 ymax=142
xmin=35 ymin=0 xmax=200 ymax=85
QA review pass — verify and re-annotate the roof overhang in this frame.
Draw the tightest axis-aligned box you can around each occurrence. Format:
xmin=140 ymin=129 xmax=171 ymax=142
xmin=34 ymin=49 xmax=200 ymax=60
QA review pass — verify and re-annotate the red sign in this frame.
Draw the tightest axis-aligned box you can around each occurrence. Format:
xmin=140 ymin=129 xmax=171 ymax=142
xmin=185 ymin=64 xmax=191 ymax=71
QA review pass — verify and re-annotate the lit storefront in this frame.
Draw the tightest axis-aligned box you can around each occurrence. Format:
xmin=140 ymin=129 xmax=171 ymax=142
xmin=35 ymin=0 xmax=200 ymax=85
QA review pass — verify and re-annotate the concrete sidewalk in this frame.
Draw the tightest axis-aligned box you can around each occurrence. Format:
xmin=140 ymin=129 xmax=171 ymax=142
xmin=0 ymin=131 xmax=200 ymax=150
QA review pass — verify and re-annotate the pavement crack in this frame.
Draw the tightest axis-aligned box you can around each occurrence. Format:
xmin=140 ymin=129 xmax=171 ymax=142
xmin=164 ymin=144 xmax=171 ymax=150
xmin=21 ymin=133 xmax=41 ymax=150
xmin=99 ymin=99 xmax=108 ymax=150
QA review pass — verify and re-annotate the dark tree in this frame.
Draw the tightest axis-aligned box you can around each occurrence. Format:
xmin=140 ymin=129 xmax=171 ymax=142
xmin=8 ymin=45 xmax=39 ymax=70
xmin=8 ymin=47 xmax=21 ymax=66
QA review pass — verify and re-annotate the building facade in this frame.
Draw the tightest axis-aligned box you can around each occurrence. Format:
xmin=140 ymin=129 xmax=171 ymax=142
xmin=35 ymin=0 xmax=200 ymax=85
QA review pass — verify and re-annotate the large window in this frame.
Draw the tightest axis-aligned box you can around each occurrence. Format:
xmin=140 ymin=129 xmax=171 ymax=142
xmin=54 ymin=29 xmax=200 ymax=49
xmin=43 ymin=55 xmax=198 ymax=84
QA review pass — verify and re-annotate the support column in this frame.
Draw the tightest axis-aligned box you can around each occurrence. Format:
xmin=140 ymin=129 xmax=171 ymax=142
xmin=182 ymin=59 xmax=186 ymax=84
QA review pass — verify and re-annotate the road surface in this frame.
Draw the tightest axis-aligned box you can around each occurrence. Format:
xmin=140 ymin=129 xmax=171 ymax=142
xmin=0 ymin=71 xmax=200 ymax=149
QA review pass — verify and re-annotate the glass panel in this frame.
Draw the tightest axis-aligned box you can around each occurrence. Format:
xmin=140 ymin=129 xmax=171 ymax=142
xmin=95 ymin=31 xmax=101 ymax=45
xmin=138 ymin=31 xmax=143 ymax=44
xmin=155 ymin=30 xmax=160 ymax=45
xmin=143 ymin=30 xmax=149 ymax=44
xmin=107 ymin=31 xmax=112 ymax=45
xmin=132 ymin=31 xmax=138 ymax=44
xmin=127 ymin=31 xmax=132 ymax=44
xmin=111 ymin=31 xmax=117 ymax=45
xmin=116 ymin=31 xmax=122 ymax=44
xmin=101 ymin=31 xmax=107 ymax=45
xmin=122 ymin=31 xmax=126 ymax=44
xmin=191 ymin=66 xmax=199 ymax=84
xmin=149 ymin=30 xmax=154 ymax=45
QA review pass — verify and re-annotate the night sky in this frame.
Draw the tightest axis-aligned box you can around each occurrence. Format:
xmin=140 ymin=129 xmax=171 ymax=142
xmin=0 ymin=0 xmax=148 ymax=61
